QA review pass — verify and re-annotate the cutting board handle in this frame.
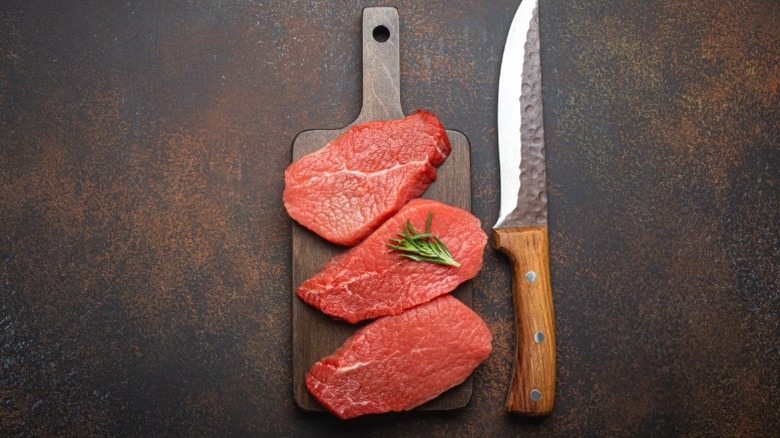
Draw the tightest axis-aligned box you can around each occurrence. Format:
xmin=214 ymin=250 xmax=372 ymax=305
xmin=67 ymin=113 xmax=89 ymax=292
xmin=355 ymin=7 xmax=404 ymax=123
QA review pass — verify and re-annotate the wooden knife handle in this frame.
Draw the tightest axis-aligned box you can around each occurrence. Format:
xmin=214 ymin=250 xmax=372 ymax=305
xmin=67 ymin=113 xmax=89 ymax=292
xmin=493 ymin=226 xmax=556 ymax=415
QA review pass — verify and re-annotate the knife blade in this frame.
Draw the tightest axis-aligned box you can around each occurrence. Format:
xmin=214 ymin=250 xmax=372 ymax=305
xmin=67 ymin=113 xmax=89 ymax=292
xmin=494 ymin=0 xmax=556 ymax=416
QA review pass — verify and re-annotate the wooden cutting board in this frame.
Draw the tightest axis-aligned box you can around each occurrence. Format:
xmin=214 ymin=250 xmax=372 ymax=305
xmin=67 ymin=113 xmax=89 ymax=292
xmin=291 ymin=7 xmax=473 ymax=412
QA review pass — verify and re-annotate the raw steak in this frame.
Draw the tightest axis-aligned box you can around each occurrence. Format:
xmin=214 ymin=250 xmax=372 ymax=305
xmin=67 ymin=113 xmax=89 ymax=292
xmin=306 ymin=295 xmax=492 ymax=419
xmin=296 ymin=199 xmax=486 ymax=323
xmin=283 ymin=111 xmax=451 ymax=246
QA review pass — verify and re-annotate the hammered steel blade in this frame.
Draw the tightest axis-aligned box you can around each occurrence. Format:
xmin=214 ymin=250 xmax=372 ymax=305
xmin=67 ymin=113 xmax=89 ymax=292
xmin=495 ymin=0 xmax=546 ymax=229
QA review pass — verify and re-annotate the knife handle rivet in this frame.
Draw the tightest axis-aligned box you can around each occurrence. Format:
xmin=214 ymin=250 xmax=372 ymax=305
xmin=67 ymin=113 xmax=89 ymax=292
xmin=526 ymin=271 xmax=537 ymax=283
xmin=530 ymin=389 xmax=542 ymax=401
xmin=534 ymin=331 xmax=545 ymax=343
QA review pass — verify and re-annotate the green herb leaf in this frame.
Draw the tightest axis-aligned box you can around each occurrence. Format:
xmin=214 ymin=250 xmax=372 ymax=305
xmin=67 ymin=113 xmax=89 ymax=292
xmin=386 ymin=211 xmax=460 ymax=267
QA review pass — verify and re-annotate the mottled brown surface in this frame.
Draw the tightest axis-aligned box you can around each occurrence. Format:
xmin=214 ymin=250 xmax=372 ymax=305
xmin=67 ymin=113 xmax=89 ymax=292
xmin=0 ymin=0 xmax=777 ymax=436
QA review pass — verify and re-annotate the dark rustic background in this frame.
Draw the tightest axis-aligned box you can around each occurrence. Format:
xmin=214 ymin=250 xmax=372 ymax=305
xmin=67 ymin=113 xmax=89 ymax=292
xmin=1 ymin=0 xmax=778 ymax=436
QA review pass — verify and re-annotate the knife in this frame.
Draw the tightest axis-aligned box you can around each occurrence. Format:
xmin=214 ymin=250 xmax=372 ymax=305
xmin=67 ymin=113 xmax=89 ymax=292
xmin=494 ymin=0 xmax=556 ymax=416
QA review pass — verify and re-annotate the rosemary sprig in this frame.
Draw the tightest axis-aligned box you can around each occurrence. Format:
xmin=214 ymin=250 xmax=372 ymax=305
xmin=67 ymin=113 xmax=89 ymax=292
xmin=386 ymin=211 xmax=461 ymax=267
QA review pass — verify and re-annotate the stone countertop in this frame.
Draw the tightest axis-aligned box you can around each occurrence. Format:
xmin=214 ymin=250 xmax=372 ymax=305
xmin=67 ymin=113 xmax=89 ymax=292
xmin=1 ymin=0 xmax=777 ymax=435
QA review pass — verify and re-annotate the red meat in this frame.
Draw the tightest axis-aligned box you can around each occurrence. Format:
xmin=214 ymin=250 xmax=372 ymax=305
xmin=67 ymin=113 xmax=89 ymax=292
xmin=283 ymin=111 xmax=451 ymax=246
xmin=305 ymin=295 xmax=492 ymax=419
xmin=296 ymin=199 xmax=486 ymax=323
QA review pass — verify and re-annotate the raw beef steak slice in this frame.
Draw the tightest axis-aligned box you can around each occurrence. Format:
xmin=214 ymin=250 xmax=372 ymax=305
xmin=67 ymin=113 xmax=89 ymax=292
xmin=284 ymin=111 xmax=451 ymax=246
xmin=296 ymin=199 xmax=487 ymax=323
xmin=306 ymin=295 xmax=492 ymax=419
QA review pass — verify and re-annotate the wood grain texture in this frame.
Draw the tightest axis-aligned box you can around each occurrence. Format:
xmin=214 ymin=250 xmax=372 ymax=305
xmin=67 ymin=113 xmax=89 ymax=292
xmin=291 ymin=7 xmax=473 ymax=412
xmin=493 ymin=226 xmax=556 ymax=415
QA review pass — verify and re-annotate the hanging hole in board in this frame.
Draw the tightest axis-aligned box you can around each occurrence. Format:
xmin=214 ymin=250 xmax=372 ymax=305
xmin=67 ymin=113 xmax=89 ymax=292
xmin=373 ymin=25 xmax=390 ymax=43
